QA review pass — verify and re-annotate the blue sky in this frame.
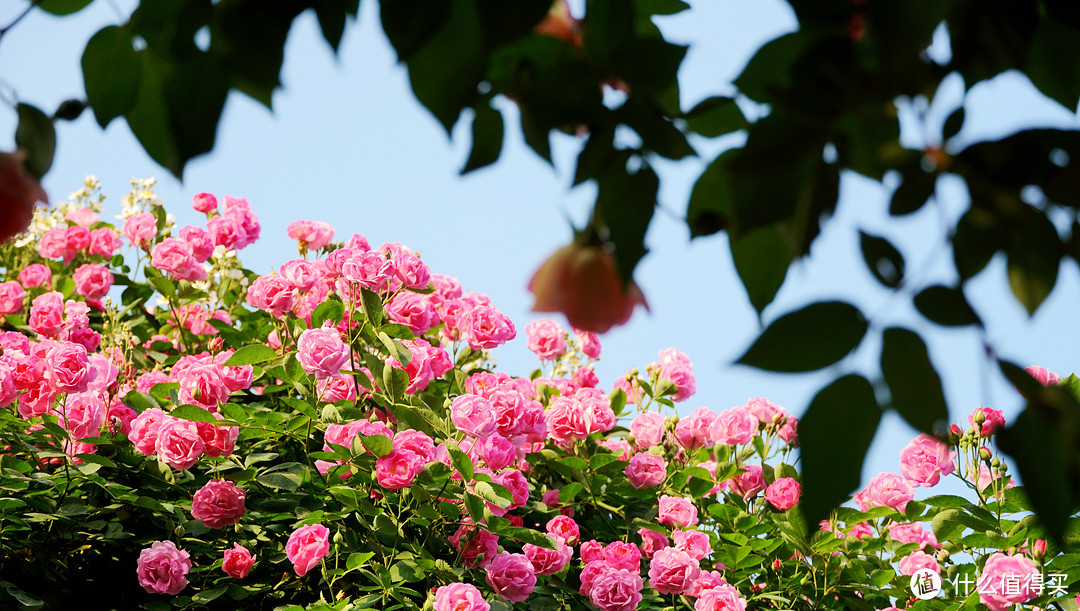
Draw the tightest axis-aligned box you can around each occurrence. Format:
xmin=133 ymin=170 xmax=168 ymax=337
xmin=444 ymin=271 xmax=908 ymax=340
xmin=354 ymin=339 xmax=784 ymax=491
xmin=1 ymin=0 xmax=1078 ymax=494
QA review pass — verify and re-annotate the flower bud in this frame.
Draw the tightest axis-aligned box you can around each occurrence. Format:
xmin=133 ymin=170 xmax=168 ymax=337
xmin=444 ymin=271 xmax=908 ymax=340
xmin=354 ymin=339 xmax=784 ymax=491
xmin=948 ymin=424 xmax=963 ymax=445
xmin=1033 ymin=538 xmax=1047 ymax=560
xmin=991 ymin=457 xmax=1001 ymax=469
xmin=972 ymin=408 xmax=986 ymax=427
xmin=979 ymin=446 xmax=992 ymax=462
xmin=333 ymin=531 xmax=345 ymax=545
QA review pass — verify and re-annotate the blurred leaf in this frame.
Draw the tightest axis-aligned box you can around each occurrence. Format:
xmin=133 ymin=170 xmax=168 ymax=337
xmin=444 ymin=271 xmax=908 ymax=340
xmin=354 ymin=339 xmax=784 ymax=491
xmin=404 ymin=0 xmax=484 ymax=132
xmin=953 ymin=207 xmax=1004 ymax=281
xmin=461 ymin=102 xmax=504 ymax=174
xmin=943 ymin=106 xmax=966 ymax=141
xmin=595 ymin=162 xmax=657 ymax=281
xmin=859 ymin=231 xmax=905 ymax=289
xmin=209 ymin=0 xmax=301 ymax=108
xmin=573 ymin=125 xmax=615 ymax=186
xmin=913 ymin=285 xmax=982 ymax=327
xmin=620 ymin=97 xmax=695 ymax=160
xmin=225 ymin=344 xmax=276 ymax=366
xmin=1027 ymin=17 xmax=1080 ymax=111
xmin=52 ymin=99 xmax=86 ymax=121
xmin=82 ymin=25 xmax=142 ymax=128
xmin=730 ymin=224 xmax=793 ymax=314
xmin=998 ymin=359 xmax=1043 ymax=400
xmin=798 ymin=375 xmax=881 ymax=533
xmin=130 ymin=0 xmax=212 ymax=59
xmin=880 ymin=328 xmax=949 ymax=436
xmin=14 ymin=104 xmax=55 ymax=178
xmin=687 ymin=148 xmax=734 ymax=238
xmin=635 ymin=0 xmax=690 ymax=16
xmin=380 ymin=0 xmax=451 ymax=61
xmin=475 ymin=0 xmax=551 ymax=51
xmin=313 ymin=0 xmax=350 ymax=53
xmin=737 ymin=301 xmax=867 ymax=372
xmin=682 ymin=96 xmax=746 ymax=138
xmin=889 ymin=167 xmax=936 ymax=216
xmin=38 ymin=0 xmax=94 ymax=15
xmin=1006 ymin=207 xmax=1063 ymax=315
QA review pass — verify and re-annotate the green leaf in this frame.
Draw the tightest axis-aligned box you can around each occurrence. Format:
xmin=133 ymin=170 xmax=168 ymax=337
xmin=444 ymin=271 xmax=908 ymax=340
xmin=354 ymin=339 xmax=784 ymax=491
xmin=942 ymin=106 xmax=965 ymax=141
xmin=191 ymin=586 xmax=228 ymax=604
xmin=404 ymin=0 xmax=484 ymax=132
xmin=798 ymin=374 xmax=881 ymax=533
xmin=313 ymin=0 xmax=349 ymax=53
xmin=730 ymin=224 xmax=794 ymax=314
xmin=378 ymin=331 xmax=412 ymax=366
xmin=38 ymin=0 xmax=94 ymax=15
xmin=736 ymin=301 xmax=867 ymax=372
xmin=379 ymin=0 xmax=451 ymax=61
xmin=913 ymin=284 xmax=982 ymax=327
xmin=15 ymin=104 xmax=55 ymax=178
xmin=621 ymin=98 xmax=695 ymax=160
xmin=558 ymin=482 xmax=583 ymax=502
xmin=1006 ymin=208 xmax=1063 ymax=315
xmin=682 ymin=96 xmax=746 ymax=138
xmin=52 ymin=99 xmax=86 ymax=121
xmin=389 ymin=559 xmax=425 ymax=582
xmin=595 ymin=163 xmax=658 ymax=281
xmin=360 ymin=288 xmax=384 ymax=327
xmin=889 ymin=168 xmax=936 ymax=216
xmin=169 ymin=405 xmax=221 ymax=424
xmin=361 ymin=434 xmax=393 ymax=458
xmin=922 ymin=495 xmax=971 ymax=508
xmin=508 ymin=527 xmax=557 ymax=549
xmin=311 ymin=299 xmax=345 ymax=330
xmin=473 ymin=481 xmax=512 ymax=509
xmin=461 ymin=103 xmax=504 ymax=174
xmin=686 ymin=149 xmax=734 ymax=238
xmin=1028 ymin=17 xmax=1080 ymax=111
xmin=880 ymin=328 xmax=949 ymax=436
xmin=446 ymin=440 xmax=474 ymax=481
xmin=256 ymin=462 xmax=304 ymax=491
xmin=225 ymin=344 xmax=277 ymax=366
xmin=82 ymin=25 xmax=142 ymax=128
xmin=953 ymin=208 xmax=1004 ymax=281
xmin=209 ymin=1 xmax=301 ymax=108
xmin=859 ymin=231 xmax=905 ymax=289
xmin=346 ymin=552 xmax=374 ymax=571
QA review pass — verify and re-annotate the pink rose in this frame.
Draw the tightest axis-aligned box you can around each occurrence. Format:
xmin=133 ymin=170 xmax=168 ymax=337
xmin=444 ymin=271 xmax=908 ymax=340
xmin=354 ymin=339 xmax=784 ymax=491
xmin=247 ymin=274 xmax=296 ymax=317
xmin=0 ymin=281 xmax=26 ymax=315
xmin=523 ymin=538 xmax=572 ymax=575
xmin=659 ymin=348 xmax=692 ymax=368
xmin=450 ymin=521 xmax=499 ymax=568
xmin=18 ymin=263 xmax=51 ymax=288
xmin=451 ymin=394 xmax=497 ymax=438
xmin=525 ymin=318 xmax=567 ymax=360
xmin=630 ymin=411 xmax=665 ymax=448
xmin=580 ymin=540 xmax=604 ymax=564
xmin=575 ymin=329 xmax=601 ymax=358
xmin=434 ymin=583 xmax=490 ymax=611
xmin=286 ymin=523 xmax=331 ymax=576
xmin=192 ymin=192 xmax=217 ymax=213
xmin=744 ymin=397 xmax=785 ymax=426
xmin=726 ymin=465 xmax=766 ymax=501
xmin=860 ymin=472 xmax=914 ymax=512
xmin=590 ymin=569 xmax=644 ymax=611
xmin=688 ymin=571 xmax=731 ymax=597
xmin=484 ymin=552 xmax=536 ymax=603
xmin=604 ymin=541 xmax=642 ymax=571
xmin=711 ymin=406 xmax=759 ymax=446
xmin=777 ymin=415 xmax=799 ymax=447
xmin=659 ymin=363 xmax=696 ymax=402
xmin=546 ymin=515 xmax=580 ymax=546
xmin=191 ymin=479 xmax=247 ymax=528
xmin=341 ymin=249 xmax=395 ymax=292
xmin=672 ymin=530 xmax=712 ymax=561
xmin=648 ymin=547 xmax=701 ymax=594
xmin=389 ymin=252 xmax=431 ymax=291
xmin=674 ymin=407 xmax=718 ymax=451
xmin=461 ymin=305 xmax=517 ymax=350
xmin=137 ymin=541 xmax=191 ymax=595
xmin=154 ymin=417 xmax=205 ymax=471
xmin=207 ymin=215 xmax=243 ymax=250
xmin=624 ymin=452 xmax=667 ymax=489
xmin=899 ymin=433 xmax=956 ymax=487
xmin=179 ymin=226 xmax=213 ymax=262
xmin=88 ymin=227 xmax=121 ymax=258
xmin=386 ymin=292 xmax=438 ymax=336
xmin=66 ymin=207 xmax=98 ymax=227
xmin=29 ymin=291 xmax=65 ymax=337
xmin=297 ymin=326 xmax=349 ymax=379
xmin=887 ymin=522 xmax=939 ymax=549
xmin=694 ymin=583 xmax=747 ymax=611
xmin=979 ymin=553 xmax=1039 ymax=611
xmin=122 ymin=212 xmax=157 ymax=249
xmin=475 ymin=434 xmax=515 ymax=470
xmin=658 ymin=495 xmax=699 ymax=528
xmin=73 ymin=263 xmax=114 ymax=301
xmin=376 ymin=449 xmax=424 ymax=490
xmin=59 ymin=391 xmax=106 ymax=439
xmin=638 ymin=527 xmax=669 ymax=559
xmin=129 ymin=408 xmax=169 ymax=455
xmin=898 ymin=550 xmax=940 ymax=575
xmin=107 ymin=403 xmax=137 ymax=435
xmin=222 ymin=543 xmax=255 ymax=579
xmin=968 ymin=407 xmax=1006 ymax=437
xmin=222 ymin=196 xmax=260 ymax=248
xmin=1025 ymin=364 xmax=1059 ymax=387
xmin=765 ymin=477 xmax=801 ymax=511
xmin=197 ymin=415 xmax=238 ymax=458
xmin=287 ymin=219 xmax=335 ymax=252
xmin=151 ymin=237 xmax=205 ymax=282
xmin=45 ymin=341 xmax=92 ymax=394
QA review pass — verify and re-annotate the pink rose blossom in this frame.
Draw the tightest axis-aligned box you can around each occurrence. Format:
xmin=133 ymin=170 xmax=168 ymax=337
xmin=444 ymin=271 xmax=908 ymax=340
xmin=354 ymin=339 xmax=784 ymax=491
xmin=765 ymin=477 xmax=801 ymax=511
xmin=207 ymin=215 xmax=244 ymax=250
xmin=727 ymin=465 xmax=766 ymax=501
xmin=73 ymin=263 xmax=113 ymax=301
xmin=197 ymin=415 xmax=238 ymax=458
xmin=523 ymin=538 xmax=572 ymax=575
xmin=744 ymin=397 xmax=785 ymax=426
xmin=122 ymin=212 xmax=157 ymax=249
xmin=106 ymin=403 xmax=137 ymax=435
xmin=711 ymin=406 xmax=759 ymax=446
xmin=624 ymin=452 xmax=667 ymax=489
xmin=590 ymin=569 xmax=644 ymax=611
xmin=29 ymin=291 xmax=66 ymax=337
xmin=222 ymin=544 xmax=255 ymax=579
xmin=155 ymin=417 xmax=205 ymax=471
xmin=898 ymin=550 xmax=940 ymax=575
xmin=576 ymin=329 xmax=601 ymax=358
xmin=979 ymin=553 xmax=1039 ymax=611
xmin=777 ymin=415 xmax=799 ymax=447
xmin=0 ymin=281 xmax=25 ymax=315
xmin=192 ymin=192 xmax=217 ymax=213
xmin=296 ymin=326 xmax=349 ymax=379
xmin=59 ymin=391 xmax=106 ymax=439
xmin=45 ymin=341 xmax=92 ymax=393
xmin=390 ymin=252 xmax=431 ymax=291
xmin=287 ymin=220 xmax=335 ymax=251
xmin=136 ymin=540 xmax=191 ymax=595
xmin=179 ymin=226 xmax=213 ymax=262
xmin=18 ymin=263 xmax=51 ymax=288
xmin=66 ymin=207 xmax=98 ymax=227
xmin=386 ymin=291 xmax=438 ymax=336
xmin=462 ymin=305 xmax=517 ymax=350
xmin=546 ymin=515 xmax=580 ymax=546
xmin=604 ymin=541 xmax=642 ymax=571
xmin=1025 ymin=364 xmax=1059 ymax=387
xmin=887 ymin=522 xmax=940 ymax=549
xmin=151 ymin=238 xmax=205 ymax=282
xmin=860 ymin=472 xmax=914 ymax=513
xmin=648 ymin=547 xmax=701 ymax=594
xmin=688 ymin=571 xmax=730 ymax=597
xmin=658 ymin=495 xmax=699 ymax=528
xmin=247 ymin=274 xmax=296 ymax=317
xmin=660 ymin=362 xmax=696 ymax=402
xmin=672 ymin=530 xmax=712 ymax=560
xmin=484 ymin=552 xmax=536 ymax=603
xmin=286 ymin=523 xmax=331 ymax=577
xmin=526 ymin=318 xmax=567 ymax=360
xmin=190 ymin=479 xmax=247 ymax=528
xmin=341 ymin=249 xmax=395 ymax=292
xmin=694 ymin=583 xmax=747 ymax=611
xmin=450 ymin=521 xmax=500 ymax=568
xmin=630 ymin=411 xmax=665 ymax=448
xmin=88 ymin=227 xmax=121 ymax=258
xmin=968 ymin=407 xmax=1006 ymax=437
xmin=434 ymin=583 xmax=490 ymax=611
xmin=451 ymin=394 xmax=497 ymax=438
xmin=129 ymin=408 xmax=169 ymax=455
xmin=674 ymin=407 xmax=718 ymax=451
xmin=638 ymin=527 xmax=670 ymax=559
xmin=900 ymin=433 xmax=956 ymax=487
xmin=376 ymin=449 xmax=424 ymax=490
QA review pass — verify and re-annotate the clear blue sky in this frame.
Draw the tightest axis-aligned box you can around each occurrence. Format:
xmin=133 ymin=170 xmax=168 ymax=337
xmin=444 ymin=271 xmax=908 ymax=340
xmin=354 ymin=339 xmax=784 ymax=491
xmin=2 ymin=0 xmax=1078 ymax=495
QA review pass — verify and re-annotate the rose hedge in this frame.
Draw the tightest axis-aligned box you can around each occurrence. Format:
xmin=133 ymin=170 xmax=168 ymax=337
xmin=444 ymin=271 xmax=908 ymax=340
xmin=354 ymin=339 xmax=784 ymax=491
xmin=0 ymin=178 xmax=1079 ymax=611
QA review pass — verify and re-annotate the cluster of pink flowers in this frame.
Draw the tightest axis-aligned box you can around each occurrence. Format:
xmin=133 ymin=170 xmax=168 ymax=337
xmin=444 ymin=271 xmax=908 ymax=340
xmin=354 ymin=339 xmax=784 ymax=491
xmin=128 ymin=407 xmax=238 ymax=470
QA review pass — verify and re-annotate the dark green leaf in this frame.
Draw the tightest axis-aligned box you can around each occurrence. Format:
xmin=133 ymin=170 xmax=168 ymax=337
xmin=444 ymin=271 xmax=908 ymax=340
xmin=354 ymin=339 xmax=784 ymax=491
xmin=859 ymin=231 xmax=905 ymax=289
xmin=361 ymin=434 xmax=393 ymax=458
xmin=798 ymin=375 xmax=881 ymax=533
xmin=621 ymin=98 xmax=695 ymax=160
xmin=1006 ymin=208 xmax=1063 ymax=315
xmin=953 ymin=208 xmax=1004 ymax=281
xmin=82 ymin=26 xmax=141 ymax=128
xmin=461 ymin=103 xmax=504 ymax=174
xmin=14 ymin=104 xmax=55 ymax=178
xmin=913 ymin=285 xmax=982 ymax=327
xmin=38 ymin=0 xmax=94 ymax=15
xmin=686 ymin=149 xmax=734 ymax=238
xmin=573 ymin=125 xmax=615 ymax=186
xmin=943 ymin=106 xmax=965 ymax=141
xmin=730 ymin=224 xmax=793 ymax=314
xmin=405 ymin=0 xmax=484 ymax=132
xmin=169 ymin=405 xmax=221 ymax=424
xmin=209 ymin=0 xmax=301 ymax=108
xmin=1027 ymin=17 xmax=1080 ymax=111
xmin=224 ymin=344 xmax=277 ymax=366
xmin=446 ymin=440 xmax=474 ymax=481
xmin=473 ymin=481 xmax=512 ymax=509
xmin=313 ymin=0 xmax=349 ymax=53
xmin=889 ymin=169 xmax=936 ymax=216
xmin=380 ymin=0 xmax=451 ymax=61
xmin=360 ymin=288 xmax=384 ymax=327
xmin=736 ymin=301 xmax=867 ymax=372
xmin=634 ymin=0 xmax=690 ymax=16
xmin=311 ymin=299 xmax=345 ymax=329
xmin=880 ymin=328 xmax=949 ymax=436
xmin=682 ymin=96 xmax=746 ymax=138
xmin=52 ymin=99 xmax=86 ymax=121
xmin=595 ymin=163 xmax=657 ymax=281
xmin=256 ymin=462 xmax=305 ymax=491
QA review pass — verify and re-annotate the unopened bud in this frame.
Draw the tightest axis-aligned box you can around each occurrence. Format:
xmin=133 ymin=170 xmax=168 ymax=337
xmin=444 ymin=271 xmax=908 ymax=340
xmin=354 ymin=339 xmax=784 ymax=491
xmin=208 ymin=336 xmax=224 ymax=352
xmin=936 ymin=549 xmax=950 ymax=563
xmin=973 ymin=408 xmax=986 ymax=426
xmin=333 ymin=531 xmax=345 ymax=545
xmin=949 ymin=424 xmax=963 ymax=445
xmin=1033 ymin=538 xmax=1047 ymax=560
xmin=991 ymin=457 xmax=1001 ymax=469
xmin=979 ymin=446 xmax=992 ymax=462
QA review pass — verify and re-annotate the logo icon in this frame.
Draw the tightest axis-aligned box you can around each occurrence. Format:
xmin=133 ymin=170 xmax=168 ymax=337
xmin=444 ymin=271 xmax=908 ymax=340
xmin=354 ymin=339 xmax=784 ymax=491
xmin=910 ymin=568 xmax=942 ymax=600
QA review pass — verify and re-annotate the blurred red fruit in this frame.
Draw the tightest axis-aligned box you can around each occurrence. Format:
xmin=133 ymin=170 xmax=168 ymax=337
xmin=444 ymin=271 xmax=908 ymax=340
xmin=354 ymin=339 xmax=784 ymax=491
xmin=528 ymin=244 xmax=647 ymax=334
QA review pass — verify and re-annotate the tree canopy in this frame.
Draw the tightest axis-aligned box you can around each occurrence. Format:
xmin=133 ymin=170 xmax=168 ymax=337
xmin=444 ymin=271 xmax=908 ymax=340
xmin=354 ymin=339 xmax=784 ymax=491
xmin=6 ymin=0 xmax=1080 ymax=545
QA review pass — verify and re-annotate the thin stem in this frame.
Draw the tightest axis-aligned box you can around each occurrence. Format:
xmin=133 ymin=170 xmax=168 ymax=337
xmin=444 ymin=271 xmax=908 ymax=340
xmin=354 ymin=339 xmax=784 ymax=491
xmin=0 ymin=1 xmax=42 ymax=44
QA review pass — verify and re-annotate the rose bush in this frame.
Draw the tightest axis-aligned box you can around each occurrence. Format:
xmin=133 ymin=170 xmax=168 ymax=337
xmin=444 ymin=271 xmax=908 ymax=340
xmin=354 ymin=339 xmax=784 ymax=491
xmin=0 ymin=178 xmax=1078 ymax=611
